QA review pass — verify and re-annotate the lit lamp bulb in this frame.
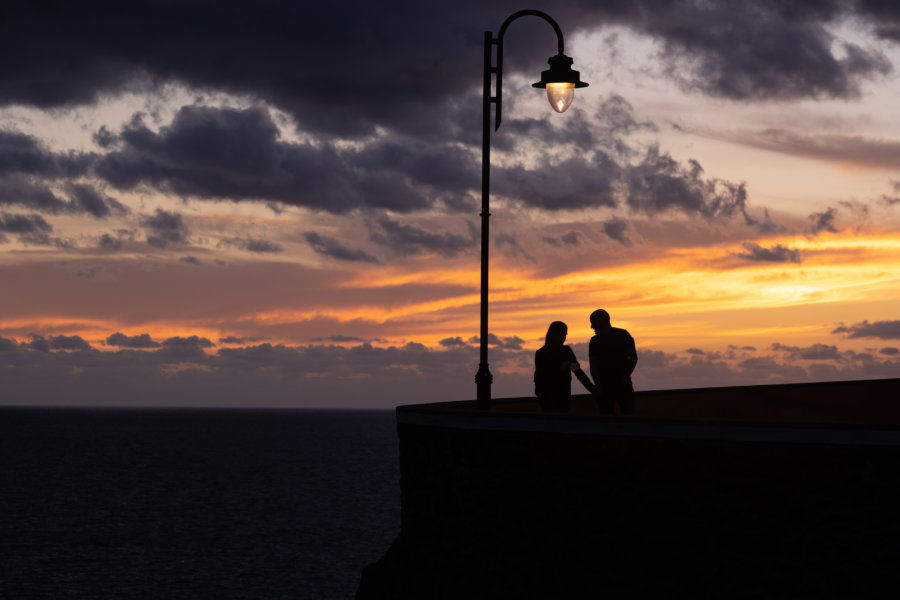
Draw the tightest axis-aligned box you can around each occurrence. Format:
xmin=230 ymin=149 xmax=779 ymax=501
xmin=532 ymin=53 xmax=588 ymax=114
xmin=546 ymin=82 xmax=575 ymax=113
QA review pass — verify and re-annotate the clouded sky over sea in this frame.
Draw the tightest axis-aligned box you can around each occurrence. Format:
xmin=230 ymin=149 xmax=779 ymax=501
xmin=2 ymin=0 xmax=900 ymax=408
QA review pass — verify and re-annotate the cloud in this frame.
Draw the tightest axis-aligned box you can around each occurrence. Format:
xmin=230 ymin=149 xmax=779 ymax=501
xmin=0 ymin=212 xmax=52 ymax=235
xmin=439 ymin=336 xmax=470 ymax=347
xmin=0 ymin=177 xmax=68 ymax=213
xmin=162 ymin=335 xmax=214 ymax=348
xmin=0 ymin=211 xmax=67 ymax=246
xmin=468 ymin=333 xmax=525 ymax=350
xmin=218 ymin=236 xmax=283 ymax=254
xmin=652 ymin=3 xmax=892 ymax=101
xmin=75 ymin=265 xmax=104 ymax=279
xmin=495 ymin=233 xmax=536 ymax=262
xmin=832 ymin=320 xmax=900 ymax=339
xmin=106 ymin=332 xmax=160 ymax=348
xmin=809 ymin=207 xmax=839 ymax=235
xmin=304 ymin=231 xmax=380 ymax=263
xmin=542 ymin=231 xmax=582 ymax=248
xmin=0 ymin=130 xmax=93 ymax=178
xmin=723 ymin=129 xmax=900 ymax=170
xmin=493 ymin=153 xmax=620 ymax=211
xmin=140 ymin=208 xmax=190 ymax=247
xmin=94 ymin=105 xmax=444 ymax=213
xmin=65 ymin=183 xmax=127 ymax=218
xmin=2 ymin=1 xmax=892 ymax=135
xmin=602 ymin=218 xmax=632 ymax=247
xmin=771 ymin=342 xmax=843 ymax=360
xmin=27 ymin=333 xmax=91 ymax=351
xmin=368 ymin=217 xmax=475 ymax=258
xmin=624 ymin=145 xmax=751 ymax=223
xmin=734 ymin=242 xmax=801 ymax=263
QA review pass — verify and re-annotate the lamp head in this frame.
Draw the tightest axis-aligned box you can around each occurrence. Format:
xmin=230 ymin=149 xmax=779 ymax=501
xmin=532 ymin=53 xmax=588 ymax=113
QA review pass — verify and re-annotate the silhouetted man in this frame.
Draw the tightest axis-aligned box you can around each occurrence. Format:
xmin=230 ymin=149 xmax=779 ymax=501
xmin=589 ymin=309 xmax=637 ymax=415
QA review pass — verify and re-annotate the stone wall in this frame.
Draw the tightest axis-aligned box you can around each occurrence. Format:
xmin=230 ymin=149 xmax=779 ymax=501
xmin=357 ymin=383 xmax=900 ymax=598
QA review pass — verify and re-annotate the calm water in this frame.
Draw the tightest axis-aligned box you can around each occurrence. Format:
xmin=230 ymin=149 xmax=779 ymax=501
xmin=0 ymin=408 xmax=400 ymax=599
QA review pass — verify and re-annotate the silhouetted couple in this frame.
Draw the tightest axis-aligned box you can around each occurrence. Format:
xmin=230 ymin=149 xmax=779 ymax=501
xmin=534 ymin=309 xmax=637 ymax=415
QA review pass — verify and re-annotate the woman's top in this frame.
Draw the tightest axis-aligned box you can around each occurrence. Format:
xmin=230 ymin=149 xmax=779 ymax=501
xmin=534 ymin=344 xmax=577 ymax=402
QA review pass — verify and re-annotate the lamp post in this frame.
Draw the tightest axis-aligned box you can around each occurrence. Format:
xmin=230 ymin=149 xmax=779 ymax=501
xmin=475 ymin=10 xmax=588 ymax=410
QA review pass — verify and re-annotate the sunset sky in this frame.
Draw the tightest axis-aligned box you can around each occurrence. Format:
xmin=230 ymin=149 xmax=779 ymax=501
xmin=2 ymin=0 xmax=900 ymax=408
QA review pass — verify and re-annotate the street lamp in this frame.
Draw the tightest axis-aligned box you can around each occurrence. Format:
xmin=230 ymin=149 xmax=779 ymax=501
xmin=475 ymin=10 xmax=588 ymax=410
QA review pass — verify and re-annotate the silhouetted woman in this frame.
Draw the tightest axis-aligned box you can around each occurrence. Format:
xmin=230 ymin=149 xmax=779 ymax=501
xmin=534 ymin=321 xmax=595 ymax=413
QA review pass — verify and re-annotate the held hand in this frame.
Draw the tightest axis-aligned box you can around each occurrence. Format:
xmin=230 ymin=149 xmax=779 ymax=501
xmin=569 ymin=361 xmax=580 ymax=372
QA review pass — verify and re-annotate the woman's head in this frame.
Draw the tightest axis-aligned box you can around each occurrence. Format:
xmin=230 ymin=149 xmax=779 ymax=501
xmin=545 ymin=321 xmax=567 ymax=346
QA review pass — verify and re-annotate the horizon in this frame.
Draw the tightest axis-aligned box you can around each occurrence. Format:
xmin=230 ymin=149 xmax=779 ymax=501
xmin=2 ymin=1 xmax=900 ymax=408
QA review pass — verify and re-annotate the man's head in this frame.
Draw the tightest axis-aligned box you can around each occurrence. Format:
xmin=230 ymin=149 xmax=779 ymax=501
xmin=590 ymin=309 xmax=611 ymax=332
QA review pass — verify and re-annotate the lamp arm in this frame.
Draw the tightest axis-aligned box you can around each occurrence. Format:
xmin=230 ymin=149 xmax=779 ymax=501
xmin=491 ymin=9 xmax=566 ymax=131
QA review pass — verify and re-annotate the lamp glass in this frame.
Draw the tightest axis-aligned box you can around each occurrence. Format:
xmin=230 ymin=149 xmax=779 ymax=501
xmin=546 ymin=82 xmax=575 ymax=113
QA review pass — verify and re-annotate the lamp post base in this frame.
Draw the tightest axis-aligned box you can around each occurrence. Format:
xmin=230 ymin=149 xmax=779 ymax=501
xmin=475 ymin=365 xmax=493 ymax=410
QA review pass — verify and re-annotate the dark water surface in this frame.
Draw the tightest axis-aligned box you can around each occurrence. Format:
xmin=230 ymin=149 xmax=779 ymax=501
xmin=0 ymin=408 xmax=400 ymax=599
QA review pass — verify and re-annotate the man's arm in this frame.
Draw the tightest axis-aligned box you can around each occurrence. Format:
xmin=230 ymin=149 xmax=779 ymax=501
xmin=625 ymin=332 xmax=637 ymax=375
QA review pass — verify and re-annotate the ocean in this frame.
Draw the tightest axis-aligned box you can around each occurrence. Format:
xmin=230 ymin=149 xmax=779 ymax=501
xmin=0 ymin=408 xmax=400 ymax=599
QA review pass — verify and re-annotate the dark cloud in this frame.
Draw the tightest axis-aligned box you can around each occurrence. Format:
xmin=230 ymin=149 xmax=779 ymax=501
xmin=1 ymin=1 xmax=892 ymax=137
xmin=65 ymin=183 xmax=126 ymax=218
xmin=0 ymin=177 xmax=68 ymax=213
xmin=734 ymin=242 xmax=801 ymax=263
xmin=368 ymin=217 xmax=475 ymax=258
xmin=495 ymin=233 xmax=536 ymax=262
xmin=468 ymin=333 xmax=525 ymax=350
xmin=809 ymin=207 xmax=839 ymax=235
xmin=308 ymin=335 xmax=366 ymax=343
xmin=98 ymin=232 xmax=124 ymax=250
xmin=180 ymin=255 xmax=200 ymax=265
xmin=0 ymin=130 xmax=93 ymax=178
xmin=771 ymin=342 xmax=843 ymax=360
xmin=304 ymin=231 xmax=380 ymax=264
xmin=140 ymin=208 xmax=190 ymax=247
xmin=75 ymin=265 xmax=104 ymax=279
xmin=594 ymin=94 xmax=658 ymax=157
xmin=27 ymin=335 xmax=51 ymax=353
xmin=0 ymin=212 xmax=52 ymax=234
xmin=725 ymin=129 xmax=900 ymax=170
xmin=162 ymin=335 xmax=214 ymax=348
xmin=219 ymin=336 xmax=245 ymax=344
xmin=106 ymin=332 xmax=160 ymax=348
xmin=653 ymin=2 xmax=891 ymax=101
xmin=542 ymin=231 xmax=581 ymax=247
xmin=0 ymin=211 xmax=65 ymax=246
xmin=738 ymin=356 xmax=780 ymax=370
xmin=832 ymin=320 xmax=900 ymax=339
xmin=94 ymin=105 xmax=460 ymax=214
xmin=218 ymin=236 xmax=283 ymax=254
xmin=439 ymin=336 xmax=469 ymax=347
xmin=493 ymin=153 xmax=619 ymax=211
xmin=348 ymin=139 xmax=479 ymax=199
xmin=625 ymin=145 xmax=751 ymax=223
xmin=858 ymin=0 xmax=900 ymax=41
xmin=96 ymin=106 xmax=363 ymax=212
xmin=27 ymin=333 xmax=91 ymax=351
xmin=602 ymin=218 xmax=632 ymax=247
xmin=880 ymin=347 xmax=900 ymax=356
xmin=1 ymin=329 xmax=898 ymax=407
xmin=51 ymin=334 xmax=92 ymax=350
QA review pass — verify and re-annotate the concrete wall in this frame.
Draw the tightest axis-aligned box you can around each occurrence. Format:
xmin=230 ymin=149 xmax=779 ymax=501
xmin=358 ymin=380 xmax=900 ymax=599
